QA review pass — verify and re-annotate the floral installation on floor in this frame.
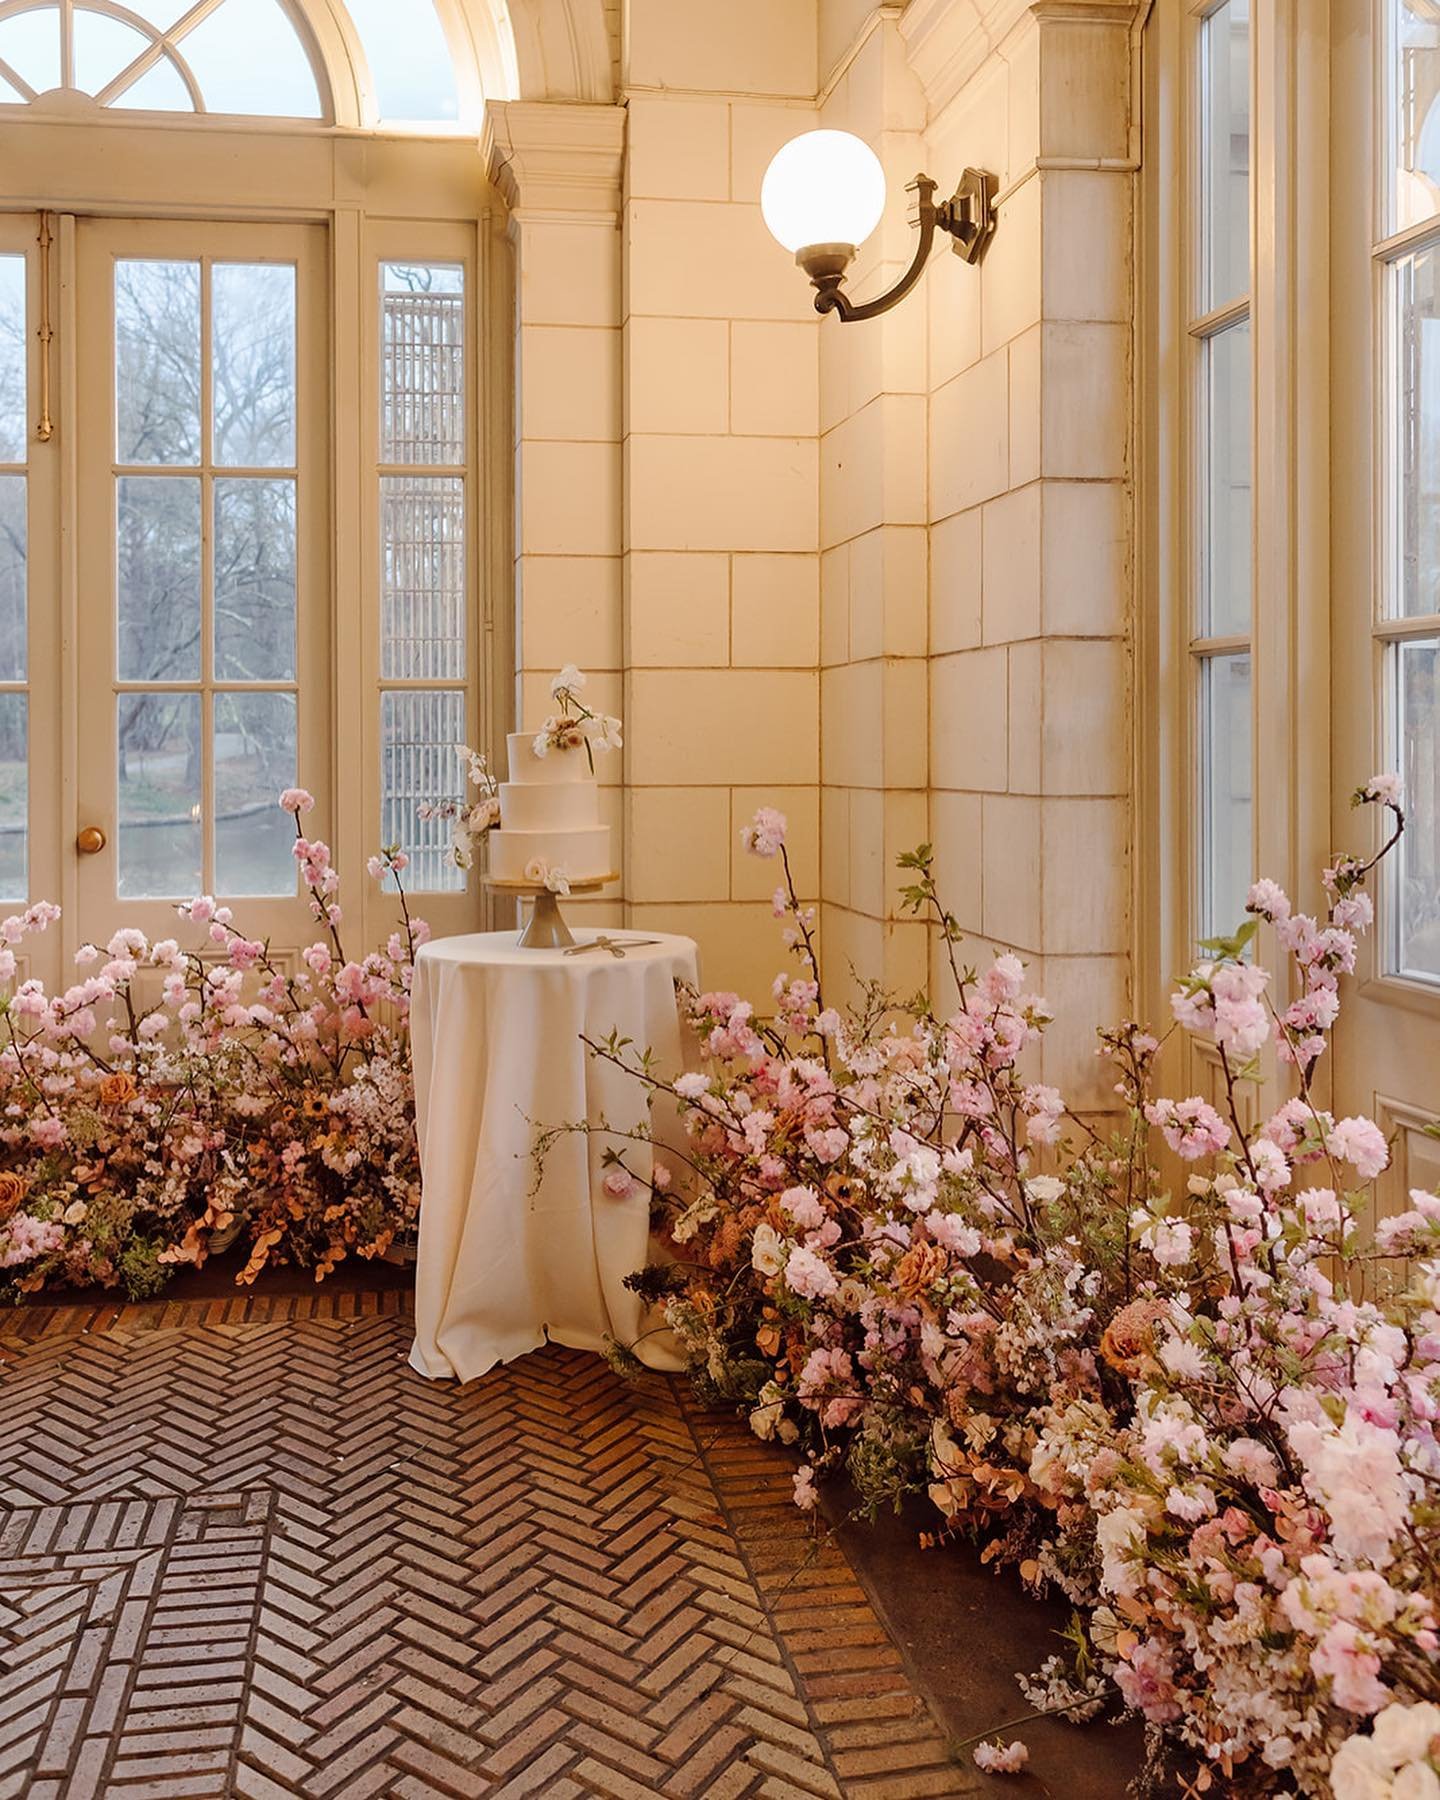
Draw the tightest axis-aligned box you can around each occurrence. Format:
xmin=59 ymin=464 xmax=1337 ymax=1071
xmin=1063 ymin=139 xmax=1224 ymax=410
xmin=0 ymin=789 xmax=425 ymax=1297
xmin=561 ymin=778 xmax=1440 ymax=1797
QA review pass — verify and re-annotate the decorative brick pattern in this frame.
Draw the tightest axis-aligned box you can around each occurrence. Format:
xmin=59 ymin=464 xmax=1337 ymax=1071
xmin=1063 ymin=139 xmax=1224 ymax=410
xmin=0 ymin=1308 xmax=974 ymax=1797
xmin=1 ymin=1491 xmax=272 ymax=1798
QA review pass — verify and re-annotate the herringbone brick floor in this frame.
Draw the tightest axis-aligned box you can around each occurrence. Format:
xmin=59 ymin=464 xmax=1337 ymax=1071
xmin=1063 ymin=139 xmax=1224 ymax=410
xmin=0 ymin=1297 xmax=976 ymax=1799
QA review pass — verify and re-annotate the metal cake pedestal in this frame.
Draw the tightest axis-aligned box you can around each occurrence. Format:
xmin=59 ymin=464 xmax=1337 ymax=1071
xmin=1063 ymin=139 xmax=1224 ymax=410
xmin=482 ymin=873 xmax=618 ymax=950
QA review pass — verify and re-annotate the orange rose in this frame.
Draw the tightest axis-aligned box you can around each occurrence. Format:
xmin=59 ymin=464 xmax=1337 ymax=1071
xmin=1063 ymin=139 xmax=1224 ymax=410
xmin=894 ymin=1242 xmax=948 ymax=1301
xmin=0 ymin=1169 xmax=25 ymax=1223
xmin=1099 ymin=1296 xmax=1168 ymax=1377
xmin=99 ymin=1072 xmax=137 ymax=1107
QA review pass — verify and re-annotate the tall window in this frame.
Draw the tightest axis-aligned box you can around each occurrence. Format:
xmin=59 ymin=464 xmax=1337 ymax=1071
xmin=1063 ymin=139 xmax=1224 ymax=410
xmin=1191 ymin=0 xmax=1252 ymax=940
xmin=378 ymin=261 xmax=468 ymax=893
xmin=111 ymin=255 xmax=299 ymax=900
xmin=0 ymin=251 xmax=25 ymax=903
xmin=1384 ymin=1 xmax=1440 ymax=984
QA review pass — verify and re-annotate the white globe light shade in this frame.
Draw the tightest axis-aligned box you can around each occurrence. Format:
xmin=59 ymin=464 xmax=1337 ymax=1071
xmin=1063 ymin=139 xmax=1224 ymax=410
xmin=760 ymin=130 xmax=887 ymax=255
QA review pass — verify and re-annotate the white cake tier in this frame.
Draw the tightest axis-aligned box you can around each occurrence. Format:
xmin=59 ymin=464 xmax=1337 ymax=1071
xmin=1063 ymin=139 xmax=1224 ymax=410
xmin=506 ymin=731 xmax=590 ymax=785
xmin=498 ymin=781 xmax=600 ymax=832
xmin=489 ymin=825 xmax=612 ymax=884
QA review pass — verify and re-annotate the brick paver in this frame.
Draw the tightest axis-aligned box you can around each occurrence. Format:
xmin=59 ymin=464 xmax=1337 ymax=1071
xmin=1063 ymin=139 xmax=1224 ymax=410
xmin=0 ymin=1300 xmax=975 ymax=1797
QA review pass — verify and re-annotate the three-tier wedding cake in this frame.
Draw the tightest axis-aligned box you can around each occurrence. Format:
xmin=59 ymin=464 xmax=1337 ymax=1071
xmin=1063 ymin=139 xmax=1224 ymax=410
xmin=489 ymin=730 xmax=613 ymax=885
xmin=487 ymin=665 xmax=620 ymax=887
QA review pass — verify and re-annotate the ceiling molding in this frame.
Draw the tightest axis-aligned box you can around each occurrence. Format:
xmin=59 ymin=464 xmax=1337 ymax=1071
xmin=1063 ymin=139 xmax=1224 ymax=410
xmin=482 ymin=97 xmax=625 ymax=211
xmin=900 ymin=0 xmax=1146 ymax=116
xmin=898 ymin=0 xmax=1029 ymax=113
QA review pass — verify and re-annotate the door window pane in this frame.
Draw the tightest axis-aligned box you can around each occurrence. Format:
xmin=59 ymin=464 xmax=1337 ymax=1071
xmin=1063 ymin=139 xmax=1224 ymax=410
xmin=1204 ymin=318 xmax=1252 ymax=635
xmin=215 ymin=692 xmax=296 ymax=895
xmin=1201 ymin=0 xmax=1250 ymax=312
xmin=0 ymin=474 xmax=24 ymax=682
xmin=381 ymin=264 xmax=465 ymax=464
xmin=0 ymin=693 xmax=25 ymax=904
xmin=381 ymin=476 xmax=464 ymax=679
xmin=0 ymin=253 xmax=25 ymax=463
xmin=214 ymin=477 xmax=296 ymax=680
xmin=1396 ymin=637 xmax=1440 ymax=981
xmin=1394 ymin=240 xmax=1440 ymax=618
xmin=381 ymin=689 xmax=464 ymax=892
xmin=1394 ymin=1 xmax=1440 ymax=232
xmin=117 ymin=692 xmax=202 ymax=898
xmin=117 ymin=476 xmax=201 ymax=681
xmin=1201 ymin=652 xmax=1252 ymax=938
xmin=115 ymin=259 xmax=201 ymax=465
xmin=213 ymin=263 xmax=296 ymax=467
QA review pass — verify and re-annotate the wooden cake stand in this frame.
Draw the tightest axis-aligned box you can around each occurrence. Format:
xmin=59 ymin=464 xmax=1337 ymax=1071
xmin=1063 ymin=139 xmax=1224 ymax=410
xmin=483 ymin=872 xmax=618 ymax=950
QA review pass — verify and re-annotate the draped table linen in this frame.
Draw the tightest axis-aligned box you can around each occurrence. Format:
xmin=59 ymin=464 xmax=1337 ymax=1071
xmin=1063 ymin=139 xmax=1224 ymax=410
xmin=408 ymin=929 xmax=698 ymax=1383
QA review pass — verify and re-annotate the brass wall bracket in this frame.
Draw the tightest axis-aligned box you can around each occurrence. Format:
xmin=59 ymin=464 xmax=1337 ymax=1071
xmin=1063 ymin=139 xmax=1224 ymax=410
xmin=797 ymin=168 xmax=997 ymax=324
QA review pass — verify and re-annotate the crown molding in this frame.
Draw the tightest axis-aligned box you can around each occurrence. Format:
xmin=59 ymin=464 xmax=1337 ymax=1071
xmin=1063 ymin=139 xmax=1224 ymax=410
xmin=482 ymin=99 xmax=626 ymax=212
xmin=900 ymin=0 xmax=1147 ymax=116
xmin=898 ymin=0 xmax=1028 ymax=113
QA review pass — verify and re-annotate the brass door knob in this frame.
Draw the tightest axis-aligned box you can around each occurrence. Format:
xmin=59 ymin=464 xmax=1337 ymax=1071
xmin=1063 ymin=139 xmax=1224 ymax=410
xmin=76 ymin=826 xmax=106 ymax=855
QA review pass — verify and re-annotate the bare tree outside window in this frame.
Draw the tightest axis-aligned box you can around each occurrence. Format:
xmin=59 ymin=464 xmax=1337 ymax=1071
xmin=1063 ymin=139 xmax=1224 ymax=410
xmin=113 ymin=257 xmax=298 ymax=898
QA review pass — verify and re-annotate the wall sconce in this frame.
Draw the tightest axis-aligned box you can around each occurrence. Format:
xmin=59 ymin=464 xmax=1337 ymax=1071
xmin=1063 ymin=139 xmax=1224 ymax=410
xmin=760 ymin=129 xmax=996 ymax=323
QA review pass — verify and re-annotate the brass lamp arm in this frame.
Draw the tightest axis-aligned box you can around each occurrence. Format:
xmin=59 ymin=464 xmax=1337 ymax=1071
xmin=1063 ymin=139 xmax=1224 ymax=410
xmin=797 ymin=169 xmax=996 ymax=324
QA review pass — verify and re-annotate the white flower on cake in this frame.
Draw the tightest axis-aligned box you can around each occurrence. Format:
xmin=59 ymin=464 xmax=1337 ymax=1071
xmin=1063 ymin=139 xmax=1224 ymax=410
xmin=522 ymin=856 xmax=571 ymax=897
xmin=532 ymin=666 xmax=622 ymax=771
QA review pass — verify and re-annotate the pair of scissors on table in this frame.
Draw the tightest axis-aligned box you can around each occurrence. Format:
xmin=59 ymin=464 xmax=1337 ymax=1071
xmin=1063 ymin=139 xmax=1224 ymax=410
xmin=562 ymin=935 xmax=662 ymax=958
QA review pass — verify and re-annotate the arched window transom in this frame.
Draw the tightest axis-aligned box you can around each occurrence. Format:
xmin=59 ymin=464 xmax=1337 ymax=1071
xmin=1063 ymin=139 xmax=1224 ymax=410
xmin=0 ymin=0 xmax=325 ymax=118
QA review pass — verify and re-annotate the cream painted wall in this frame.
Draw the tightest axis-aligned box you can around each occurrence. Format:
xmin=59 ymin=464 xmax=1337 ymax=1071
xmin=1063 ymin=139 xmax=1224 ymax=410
xmin=493 ymin=0 xmax=1141 ymax=1096
xmin=618 ymin=3 xmax=824 ymax=1001
xmin=816 ymin=0 xmax=1139 ymax=1106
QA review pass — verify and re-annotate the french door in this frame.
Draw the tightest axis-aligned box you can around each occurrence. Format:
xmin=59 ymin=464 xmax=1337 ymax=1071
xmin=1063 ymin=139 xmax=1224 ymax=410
xmin=0 ymin=160 xmax=494 ymax=995
xmin=73 ymin=217 xmax=329 ymax=957
xmin=1330 ymin=0 xmax=1440 ymax=1220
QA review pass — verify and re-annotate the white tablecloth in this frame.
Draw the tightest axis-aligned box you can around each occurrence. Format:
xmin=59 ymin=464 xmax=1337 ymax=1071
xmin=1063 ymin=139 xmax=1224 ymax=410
xmin=408 ymin=929 xmax=698 ymax=1383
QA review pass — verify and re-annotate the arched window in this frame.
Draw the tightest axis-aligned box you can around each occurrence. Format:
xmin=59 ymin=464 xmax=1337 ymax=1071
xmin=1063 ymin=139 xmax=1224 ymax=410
xmin=0 ymin=0 xmax=325 ymax=118
xmin=0 ymin=0 xmax=501 ymax=128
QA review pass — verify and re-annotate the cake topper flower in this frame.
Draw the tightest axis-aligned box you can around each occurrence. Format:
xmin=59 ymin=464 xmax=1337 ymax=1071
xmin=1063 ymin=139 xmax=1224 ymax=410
xmin=534 ymin=665 xmax=622 ymax=772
